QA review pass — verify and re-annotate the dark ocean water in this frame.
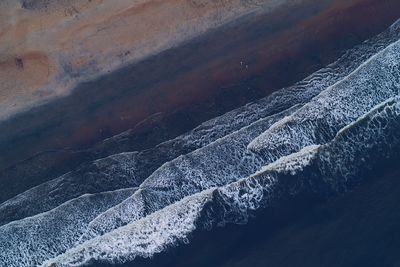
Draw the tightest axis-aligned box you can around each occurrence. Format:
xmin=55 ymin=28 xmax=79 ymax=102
xmin=1 ymin=17 xmax=400 ymax=267
xmin=102 ymin=161 xmax=400 ymax=267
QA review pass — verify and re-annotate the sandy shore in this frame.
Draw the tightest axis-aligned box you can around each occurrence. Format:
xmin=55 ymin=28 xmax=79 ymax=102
xmin=1 ymin=0 xmax=400 ymax=200
xmin=0 ymin=0 xmax=291 ymax=120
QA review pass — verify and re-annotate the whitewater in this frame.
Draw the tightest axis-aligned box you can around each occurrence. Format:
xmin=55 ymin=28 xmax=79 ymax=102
xmin=0 ymin=18 xmax=400 ymax=267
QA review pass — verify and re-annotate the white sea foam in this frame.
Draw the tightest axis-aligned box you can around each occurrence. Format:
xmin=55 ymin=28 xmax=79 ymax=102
xmin=41 ymin=190 xmax=215 ymax=267
xmin=261 ymin=145 xmax=320 ymax=175
xmin=317 ymin=96 xmax=400 ymax=189
xmin=42 ymin=95 xmax=400 ymax=266
xmin=0 ymin=188 xmax=136 ymax=267
xmin=3 ymin=18 xmax=400 ymax=267
xmin=0 ymin=152 xmax=141 ymax=226
xmin=57 ymin=25 xmax=400 ymax=246
xmin=2 ymin=19 xmax=397 ymax=229
xmin=78 ymin=105 xmax=298 ymax=242
xmin=43 ymin=98 xmax=400 ymax=267
xmin=249 ymin=38 xmax=400 ymax=158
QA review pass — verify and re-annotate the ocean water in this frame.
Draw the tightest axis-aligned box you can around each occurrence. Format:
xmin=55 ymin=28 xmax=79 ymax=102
xmin=1 ymin=18 xmax=400 ymax=267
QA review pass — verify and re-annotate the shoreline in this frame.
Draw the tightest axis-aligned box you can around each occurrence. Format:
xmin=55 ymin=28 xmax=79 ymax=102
xmin=1 ymin=0 xmax=400 ymax=200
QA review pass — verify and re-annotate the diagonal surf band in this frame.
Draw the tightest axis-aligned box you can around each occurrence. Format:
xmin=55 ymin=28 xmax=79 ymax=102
xmin=1 ymin=0 xmax=400 ymax=205
xmin=1 ymin=13 xmax=400 ymax=267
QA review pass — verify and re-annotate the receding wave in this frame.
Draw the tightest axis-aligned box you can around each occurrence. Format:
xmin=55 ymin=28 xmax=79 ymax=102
xmin=1 ymin=18 xmax=400 ymax=267
xmin=78 ymin=105 xmax=298 ymax=243
xmin=248 ymin=38 xmax=400 ymax=158
xmin=0 ymin=188 xmax=136 ymax=267
xmin=1 ymin=16 xmax=398 ymax=227
xmin=42 ymin=96 xmax=400 ymax=266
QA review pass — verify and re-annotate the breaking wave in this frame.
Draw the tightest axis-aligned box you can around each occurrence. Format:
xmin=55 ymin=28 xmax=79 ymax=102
xmin=42 ymin=96 xmax=400 ymax=266
xmin=1 ymin=18 xmax=400 ymax=267
xmin=1 ymin=13 xmax=398 ymax=227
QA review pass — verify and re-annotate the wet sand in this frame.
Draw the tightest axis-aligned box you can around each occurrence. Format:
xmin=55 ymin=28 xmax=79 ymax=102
xmin=1 ymin=0 xmax=400 ymax=202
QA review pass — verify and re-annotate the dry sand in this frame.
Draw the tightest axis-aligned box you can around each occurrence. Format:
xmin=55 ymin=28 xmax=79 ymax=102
xmin=0 ymin=0 xmax=291 ymax=120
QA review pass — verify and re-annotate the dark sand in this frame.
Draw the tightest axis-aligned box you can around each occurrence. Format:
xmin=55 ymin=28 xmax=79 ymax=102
xmin=1 ymin=0 xmax=400 ymax=202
